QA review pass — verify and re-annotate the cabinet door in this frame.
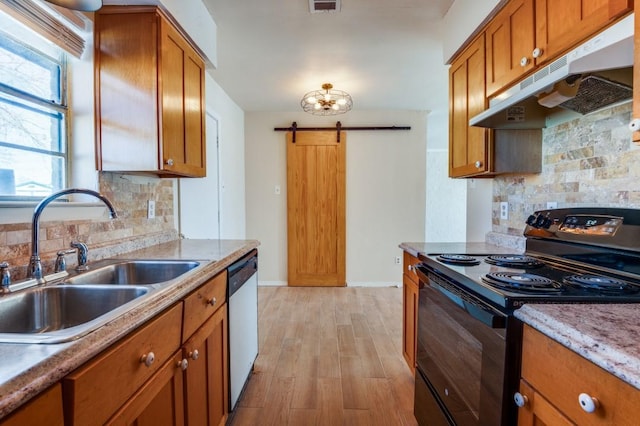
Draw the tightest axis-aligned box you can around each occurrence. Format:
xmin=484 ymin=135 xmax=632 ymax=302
xmin=485 ymin=0 xmax=535 ymax=97
xmin=402 ymin=273 xmax=419 ymax=373
xmin=516 ymin=381 xmax=574 ymax=426
xmin=536 ymin=0 xmax=632 ymax=64
xmin=0 ymin=385 xmax=63 ymax=426
xmin=106 ymin=352 xmax=186 ymax=426
xmin=160 ymin=19 xmax=206 ymax=178
xmin=183 ymin=304 xmax=229 ymax=426
xmin=449 ymin=34 xmax=492 ymax=177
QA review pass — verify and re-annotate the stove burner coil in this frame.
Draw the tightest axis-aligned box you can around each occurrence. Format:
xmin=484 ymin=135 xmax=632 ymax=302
xmin=482 ymin=272 xmax=563 ymax=293
xmin=436 ymin=254 xmax=480 ymax=266
xmin=563 ymin=274 xmax=640 ymax=294
xmin=485 ymin=255 xmax=543 ymax=268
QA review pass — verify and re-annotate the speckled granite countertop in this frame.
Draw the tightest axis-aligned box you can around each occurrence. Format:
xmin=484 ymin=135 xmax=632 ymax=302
xmin=515 ymin=304 xmax=640 ymax=390
xmin=0 ymin=238 xmax=259 ymax=419
xmin=399 ymin=241 xmax=521 ymax=257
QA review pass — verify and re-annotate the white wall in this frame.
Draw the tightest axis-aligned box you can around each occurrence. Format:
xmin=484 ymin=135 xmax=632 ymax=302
xmin=178 ymin=73 xmax=246 ymax=239
xmin=245 ymin=111 xmax=427 ymax=286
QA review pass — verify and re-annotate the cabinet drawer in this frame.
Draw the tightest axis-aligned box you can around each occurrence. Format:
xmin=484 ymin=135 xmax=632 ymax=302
xmin=63 ymin=303 xmax=183 ymax=426
xmin=521 ymin=325 xmax=640 ymax=425
xmin=183 ymin=270 xmax=227 ymax=342
xmin=403 ymin=251 xmax=421 ymax=285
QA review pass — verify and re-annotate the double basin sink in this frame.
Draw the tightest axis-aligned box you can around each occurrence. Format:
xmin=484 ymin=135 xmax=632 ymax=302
xmin=0 ymin=260 xmax=202 ymax=344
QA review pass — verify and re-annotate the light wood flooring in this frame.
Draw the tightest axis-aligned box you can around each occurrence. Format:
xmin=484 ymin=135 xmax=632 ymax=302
xmin=229 ymin=286 xmax=418 ymax=426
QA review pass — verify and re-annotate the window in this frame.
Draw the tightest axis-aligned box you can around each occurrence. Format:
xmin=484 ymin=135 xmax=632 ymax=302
xmin=0 ymin=30 xmax=67 ymax=200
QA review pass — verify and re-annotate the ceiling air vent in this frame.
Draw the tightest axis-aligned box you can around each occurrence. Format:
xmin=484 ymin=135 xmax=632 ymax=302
xmin=309 ymin=0 xmax=341 ymax=13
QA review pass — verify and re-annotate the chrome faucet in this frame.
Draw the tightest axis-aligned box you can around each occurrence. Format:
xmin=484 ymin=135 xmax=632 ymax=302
xmin=28 ymin=188 xmax=118 ymax=284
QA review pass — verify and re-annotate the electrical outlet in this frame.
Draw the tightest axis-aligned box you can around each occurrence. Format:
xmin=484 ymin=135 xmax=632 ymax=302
xmin=546 ymin=201 xmax=558 ymax=209
xmin=147 ymin=200 xmax=155 ymax=219
xmin=500 ymin=202 xmax=509 ymax=220
xmin=395 ymin=256 xmax=401 ymax=265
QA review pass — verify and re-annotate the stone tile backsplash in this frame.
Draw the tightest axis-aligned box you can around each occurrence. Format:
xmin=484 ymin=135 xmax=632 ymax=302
xmin=0 ymin=172 xmax=178 ymax=280
xmin=493 ymin=102 xmax=639 ymax=237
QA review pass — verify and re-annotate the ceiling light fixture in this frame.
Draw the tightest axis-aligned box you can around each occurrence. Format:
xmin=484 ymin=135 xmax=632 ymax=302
xmin=301 ymin=83 xmax=353 ymax=115
xmin=43 ymin=0 xmax=102 ymax=12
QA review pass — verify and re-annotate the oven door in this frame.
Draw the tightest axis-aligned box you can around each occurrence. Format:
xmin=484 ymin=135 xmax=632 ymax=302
xmin=414 ymin=266 xmax=514 ymax=426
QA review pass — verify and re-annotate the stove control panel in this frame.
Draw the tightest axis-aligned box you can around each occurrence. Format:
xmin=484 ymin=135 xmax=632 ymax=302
xmin=558 ymin=215 xmax=623 ymax=236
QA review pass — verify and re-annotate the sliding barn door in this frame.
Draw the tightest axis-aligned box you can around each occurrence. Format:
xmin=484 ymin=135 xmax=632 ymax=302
xmin=286 ymin=131 xmax=346 ymax=286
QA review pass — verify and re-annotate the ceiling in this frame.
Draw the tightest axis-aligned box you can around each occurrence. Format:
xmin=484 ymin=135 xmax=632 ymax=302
xmin=202 ymin=0 xmax=455 ymax=113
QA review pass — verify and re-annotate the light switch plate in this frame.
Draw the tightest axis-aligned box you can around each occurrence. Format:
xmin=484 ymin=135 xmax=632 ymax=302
xmin=147 ymin=200 xmax=155 ymax=219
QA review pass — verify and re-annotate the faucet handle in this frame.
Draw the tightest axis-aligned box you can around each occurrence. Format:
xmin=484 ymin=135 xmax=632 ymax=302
xmin=0 ymin=262 xmax=11 ymax=293
xmin=55 ymin=249 xmax=76 ymax=273
xmin=70 ymin=241 xmax=89 ymax=271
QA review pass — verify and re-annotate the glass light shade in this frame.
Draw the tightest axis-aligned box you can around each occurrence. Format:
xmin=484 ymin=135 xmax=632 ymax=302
xmin=44 ymin=0 xmax=102 ymax=11
xmin=300 ymin=83 xmax=353 ymax=116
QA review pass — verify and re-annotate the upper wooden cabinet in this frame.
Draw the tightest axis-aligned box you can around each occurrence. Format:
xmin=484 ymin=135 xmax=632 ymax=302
xmin=95 ymin=6 xmax=206 ymax=177
xmin=449 ymin=34 xmax=493 ymax=177
xmin=485 ymin=0 xmax=536 ymax=98
xmin=486 ymin=0 xmax=632 ymax=98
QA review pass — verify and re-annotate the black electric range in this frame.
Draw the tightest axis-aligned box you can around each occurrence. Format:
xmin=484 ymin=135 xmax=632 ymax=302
xmin=418 ymin=207 xmax=640 ymax=313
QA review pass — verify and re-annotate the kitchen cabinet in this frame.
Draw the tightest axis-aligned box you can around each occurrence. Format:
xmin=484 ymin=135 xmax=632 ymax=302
xmin=62 ymin=303 xmax=183 ymax=425
xmin=107 ymin=352 xmax=186 ymax=426
xmin=516 ymin=324 xmax=640 ymax=425
xmin=95 ymin=6 xmax=206 ymax=177
xmin=182 ymin=271 xmax=229 ymax=426
xmin=486 ymin=0 xmax=632 ymax=98
xmin=0 ymin=385 xmax=63 ymax=426
xmin=402 ymin=251 xmax=421 ymax=373
xmin=485 ymin=0 xmax=536 ymax=97
xmin=449 ymin=34 xmax=493 ymax=177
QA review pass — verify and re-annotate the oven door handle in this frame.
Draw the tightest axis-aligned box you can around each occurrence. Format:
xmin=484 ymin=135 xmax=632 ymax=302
xmin=416 ymin=265 xmax=506 ymax=328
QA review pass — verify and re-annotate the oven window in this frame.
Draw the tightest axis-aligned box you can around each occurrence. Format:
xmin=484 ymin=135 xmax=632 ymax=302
xmin=416 ymin=282 xmax=507 ymax=425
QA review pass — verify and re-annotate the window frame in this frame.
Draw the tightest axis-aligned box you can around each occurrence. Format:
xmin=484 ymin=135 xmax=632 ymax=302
xmin=0 ymin=28 xmax=69 ymax=202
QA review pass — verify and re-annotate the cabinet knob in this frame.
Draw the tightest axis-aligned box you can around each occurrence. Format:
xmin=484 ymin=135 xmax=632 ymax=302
xmin=578 ymin=393 xmax=599 ymax=413
xmin=189 ymin=349 xmax=200 ymax=360
xmin=514 ymin=392 xmax=528 ymax=408
xmin=519 ymin=56 xmax=530 ymax=67
xmin=474 ymin=160 xmax=483 ymax=168
xmin=408 ymin=264 xmax=413 ymax=272
xmin=531 ymin=47 xmax=543 ymax=59
xmin=208 ymin=297 xmax=217 ymax=306
xmin=629 ymin=118 xmax=640 ymax=132
xmin=177 ymin=358 xmax=189 ymax=371
xmin=140 ymin=352 xmax=155 ymax=367
xmin=165 ymin=158 xmax=174 ymax=166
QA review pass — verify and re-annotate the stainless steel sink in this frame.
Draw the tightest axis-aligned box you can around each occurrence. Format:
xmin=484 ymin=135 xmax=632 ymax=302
xmin=64 ymin=260 xmax=201 ymax=286
xmin=0 ymin=285 xmax=149 ymax=343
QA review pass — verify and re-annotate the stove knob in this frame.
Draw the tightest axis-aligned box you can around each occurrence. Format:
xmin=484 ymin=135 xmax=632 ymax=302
xmin=526 ymin=215 xmax=537 ymax=226
xmin=535 ymin=215 xmax=547 ymax=228
xmin=542 ymin=217 xmax=553 ymax=229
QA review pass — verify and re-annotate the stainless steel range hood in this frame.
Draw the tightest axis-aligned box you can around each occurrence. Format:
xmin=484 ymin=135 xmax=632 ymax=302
xmin=470 ymin=14 xmax=634 ymax=129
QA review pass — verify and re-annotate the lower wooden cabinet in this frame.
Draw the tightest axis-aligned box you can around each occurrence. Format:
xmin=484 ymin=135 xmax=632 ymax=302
xmin=0 ymin=384 xmax=64 ymax=426
xmin=402 ymin=251 xmax=421 ymax=373
xmin=107 ymin=352 xmax=186 ymax=426
xmin=183 ymin=304 xmax=228 ymax=426
xmin=517 ymin=325 xmax=640 ymax=425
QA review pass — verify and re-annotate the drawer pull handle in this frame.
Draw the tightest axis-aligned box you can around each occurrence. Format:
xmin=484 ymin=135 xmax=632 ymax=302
xmin=177 ymin=358 xmax=189 ymax=371
xmin=140 ymin=352 xmax=155 ymax=367
xmin=208 ymin=297 xmax=217 ymax=306
xmin=578 ymin=393 xmax=599 ymax=413
xmin=514 ymin=392 xmax=528 ymax=408
xmin=189 ymin=349 xmax=200 ymax=360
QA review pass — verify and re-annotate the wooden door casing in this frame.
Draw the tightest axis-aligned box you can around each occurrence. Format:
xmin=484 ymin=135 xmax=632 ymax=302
xmin=286 ymin=131 xmax=346 ymax=286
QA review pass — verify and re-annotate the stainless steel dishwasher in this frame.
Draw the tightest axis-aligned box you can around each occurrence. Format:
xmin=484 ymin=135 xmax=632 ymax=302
xmin=227 ymin=249 xmax=258 ymax=411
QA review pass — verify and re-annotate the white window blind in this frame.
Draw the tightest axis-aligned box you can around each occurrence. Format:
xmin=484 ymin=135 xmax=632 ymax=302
xmin=0 ymin=0 xmax=87 ymax=58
